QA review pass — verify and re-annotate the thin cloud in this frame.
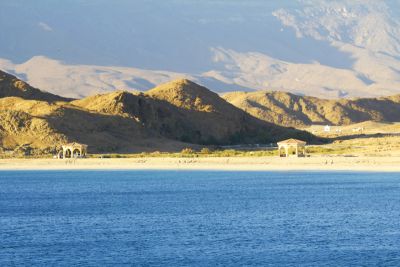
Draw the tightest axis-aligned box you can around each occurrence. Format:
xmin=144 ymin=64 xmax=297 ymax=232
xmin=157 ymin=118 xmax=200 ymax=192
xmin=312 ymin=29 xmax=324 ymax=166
xmin=38 ymin=22 xmax=53 ymax=32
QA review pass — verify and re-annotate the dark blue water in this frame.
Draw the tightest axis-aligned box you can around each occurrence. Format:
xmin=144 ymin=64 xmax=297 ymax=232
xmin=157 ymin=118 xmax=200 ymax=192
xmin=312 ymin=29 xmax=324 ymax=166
xmin=1 ymin=171 xmax=400 ymax=266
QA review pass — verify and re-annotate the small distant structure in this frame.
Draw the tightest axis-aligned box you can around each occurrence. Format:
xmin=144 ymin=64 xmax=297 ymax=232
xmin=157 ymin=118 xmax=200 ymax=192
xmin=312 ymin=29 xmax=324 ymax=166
xmin=58 ymin=142 xmax=88 ymax=159
xmin=352 ymin=127 xmax=364 ymax=133
xmin=277 ymin=138 xmax=306 ymax=157
xmin=324 ymin=125 xmax=331 ymax=132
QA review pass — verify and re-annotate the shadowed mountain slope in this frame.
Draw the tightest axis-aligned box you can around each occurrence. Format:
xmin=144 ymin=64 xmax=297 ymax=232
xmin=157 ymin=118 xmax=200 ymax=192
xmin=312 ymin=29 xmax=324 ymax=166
xmin=223 ymin=91 xmax=400 ymax=127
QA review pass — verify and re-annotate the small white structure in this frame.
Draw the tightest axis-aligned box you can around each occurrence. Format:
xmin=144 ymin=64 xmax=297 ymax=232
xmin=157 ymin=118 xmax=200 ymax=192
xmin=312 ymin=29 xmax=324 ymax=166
xmin=58 ymin=142 xmax=88 ymax=159
xmin=352 ymin=127 xmax=364 ymax=133
xmin=277 ymin=138 xmax=307 ymax=157
xmin=324 ymin=125 xmax=331 ymax=132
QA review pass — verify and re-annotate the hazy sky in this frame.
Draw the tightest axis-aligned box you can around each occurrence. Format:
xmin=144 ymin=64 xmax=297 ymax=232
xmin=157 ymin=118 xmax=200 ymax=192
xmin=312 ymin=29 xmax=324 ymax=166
xmin=0 ymin=0 xmax=351 ymax=72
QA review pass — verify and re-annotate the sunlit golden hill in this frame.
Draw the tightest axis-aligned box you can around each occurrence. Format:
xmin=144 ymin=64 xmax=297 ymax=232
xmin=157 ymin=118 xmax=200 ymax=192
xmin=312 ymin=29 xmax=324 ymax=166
xmin=73 ymin=79 xmax=315 ymax=145
xmin=0 ymin=72 xmax=316 ymax=155
xmin=0 ymin=96 xmax=191 ymax=155
xmin=223 ymin=91 xmax=400 ymax=127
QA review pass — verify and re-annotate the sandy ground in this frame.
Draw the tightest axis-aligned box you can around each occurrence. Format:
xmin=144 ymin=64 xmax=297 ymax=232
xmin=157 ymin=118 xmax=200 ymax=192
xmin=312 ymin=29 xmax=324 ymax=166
xmin=0 ymin=156 xmax=400 ymax=172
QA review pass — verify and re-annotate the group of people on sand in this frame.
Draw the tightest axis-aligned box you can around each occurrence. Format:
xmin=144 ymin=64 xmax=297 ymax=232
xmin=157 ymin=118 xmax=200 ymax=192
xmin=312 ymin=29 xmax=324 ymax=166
xmin=325 ymin=159 xmax=334 ymax=165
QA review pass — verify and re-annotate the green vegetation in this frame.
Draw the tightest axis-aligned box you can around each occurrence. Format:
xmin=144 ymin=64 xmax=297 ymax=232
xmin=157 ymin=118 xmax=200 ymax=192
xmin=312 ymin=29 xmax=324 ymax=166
xmin=90 ymin=140 xmax=395 ymax=158
xmin=306 ymin=145 xmax=355 ymax=155
xmin=87 ymin=148 xmax=279 ymax=159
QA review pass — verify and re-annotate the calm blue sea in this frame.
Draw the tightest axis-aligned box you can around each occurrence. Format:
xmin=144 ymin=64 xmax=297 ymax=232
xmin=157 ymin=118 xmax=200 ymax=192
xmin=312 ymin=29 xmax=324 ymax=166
xmin=1 ymin=171 xmax=400 ymax=266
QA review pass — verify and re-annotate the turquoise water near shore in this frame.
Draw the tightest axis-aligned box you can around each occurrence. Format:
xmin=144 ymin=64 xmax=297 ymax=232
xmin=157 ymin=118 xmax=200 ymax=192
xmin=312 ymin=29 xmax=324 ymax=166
xmin=1 ymin=171 xmax=400 ymax=266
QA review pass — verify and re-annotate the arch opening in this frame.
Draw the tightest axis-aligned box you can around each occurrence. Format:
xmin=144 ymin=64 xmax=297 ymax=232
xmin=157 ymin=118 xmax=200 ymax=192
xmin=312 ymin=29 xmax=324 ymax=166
xmin=64 ymin=149 xmax=72 ymax=158
xmin=73 ymin=149 xmax=81 ymax=158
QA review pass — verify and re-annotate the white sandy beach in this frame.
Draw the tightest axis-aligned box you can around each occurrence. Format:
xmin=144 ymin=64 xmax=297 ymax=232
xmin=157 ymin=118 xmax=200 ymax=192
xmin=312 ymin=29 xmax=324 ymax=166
xmin=0 ymin=156 xmax=399 ymax=172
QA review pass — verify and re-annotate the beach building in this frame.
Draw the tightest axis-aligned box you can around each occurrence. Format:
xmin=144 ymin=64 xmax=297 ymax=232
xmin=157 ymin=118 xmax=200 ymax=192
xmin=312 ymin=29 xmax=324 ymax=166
xmin=59 ymin=142 xmax=88 ymax=159
xmin=324 ymin=125 xmax=331 ymax=132
xmin=277 ymin=138 xmax=306 ymax=157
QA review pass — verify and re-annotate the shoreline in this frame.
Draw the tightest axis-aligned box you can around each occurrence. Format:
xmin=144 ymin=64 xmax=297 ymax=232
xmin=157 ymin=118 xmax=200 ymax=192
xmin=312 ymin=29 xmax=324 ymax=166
xmin=0 ymin=156 xmax=400 ymax=172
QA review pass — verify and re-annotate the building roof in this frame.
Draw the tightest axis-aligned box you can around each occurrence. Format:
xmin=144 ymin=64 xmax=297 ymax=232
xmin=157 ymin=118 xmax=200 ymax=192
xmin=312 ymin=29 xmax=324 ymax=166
xmin=62 ymin=142 xmax=88 ymax=148
xmin=277 ymin=138 xmax=306 ymax=145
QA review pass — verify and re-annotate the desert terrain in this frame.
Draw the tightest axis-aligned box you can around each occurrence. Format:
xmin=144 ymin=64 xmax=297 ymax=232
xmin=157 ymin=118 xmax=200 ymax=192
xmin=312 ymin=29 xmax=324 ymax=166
xmin=2 ymin=69 xmax=400 ymax=171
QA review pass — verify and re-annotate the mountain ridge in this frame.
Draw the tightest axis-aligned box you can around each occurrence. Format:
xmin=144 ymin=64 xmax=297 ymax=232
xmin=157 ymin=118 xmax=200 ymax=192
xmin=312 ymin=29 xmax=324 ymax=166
xmin=0 ymin=71 xmax=316 ymax=155
xmin=223 ymin=90 xmax=400 ymax=127
xmin=73 ymin=79 xmax=315 ymax=146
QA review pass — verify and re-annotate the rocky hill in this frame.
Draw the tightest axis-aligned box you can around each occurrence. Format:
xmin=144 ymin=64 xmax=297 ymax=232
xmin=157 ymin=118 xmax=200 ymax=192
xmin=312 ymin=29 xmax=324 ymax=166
xmin=223 ymin=91 xmax=400 ymax=127
xmin=0 ymin=96 xmax=191 ymax=156
xmin=73 ymin=79 xmax=315 ymax=146
xmin=0 ymin=73 xmax=316 ymax=155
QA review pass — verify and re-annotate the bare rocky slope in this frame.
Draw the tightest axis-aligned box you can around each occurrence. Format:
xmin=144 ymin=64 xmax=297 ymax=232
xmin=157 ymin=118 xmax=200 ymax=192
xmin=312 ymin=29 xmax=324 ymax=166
xmin=0 ymin=96 xmax=189 ymax=155
xmin=73 ymin=79 xmax=315 ymax=146
xmin=223 ymin=91 xmax=400 ymax=127
xmin=0 ymin=73 xmax=315 ymax=155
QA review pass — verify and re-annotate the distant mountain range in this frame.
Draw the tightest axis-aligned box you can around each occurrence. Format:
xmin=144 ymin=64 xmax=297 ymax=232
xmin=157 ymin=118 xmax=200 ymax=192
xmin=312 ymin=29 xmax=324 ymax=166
xmin=2 ymin=1 xmax=400 ymax=98
xmin=0 ymin=70 xmax=314 ymax=155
